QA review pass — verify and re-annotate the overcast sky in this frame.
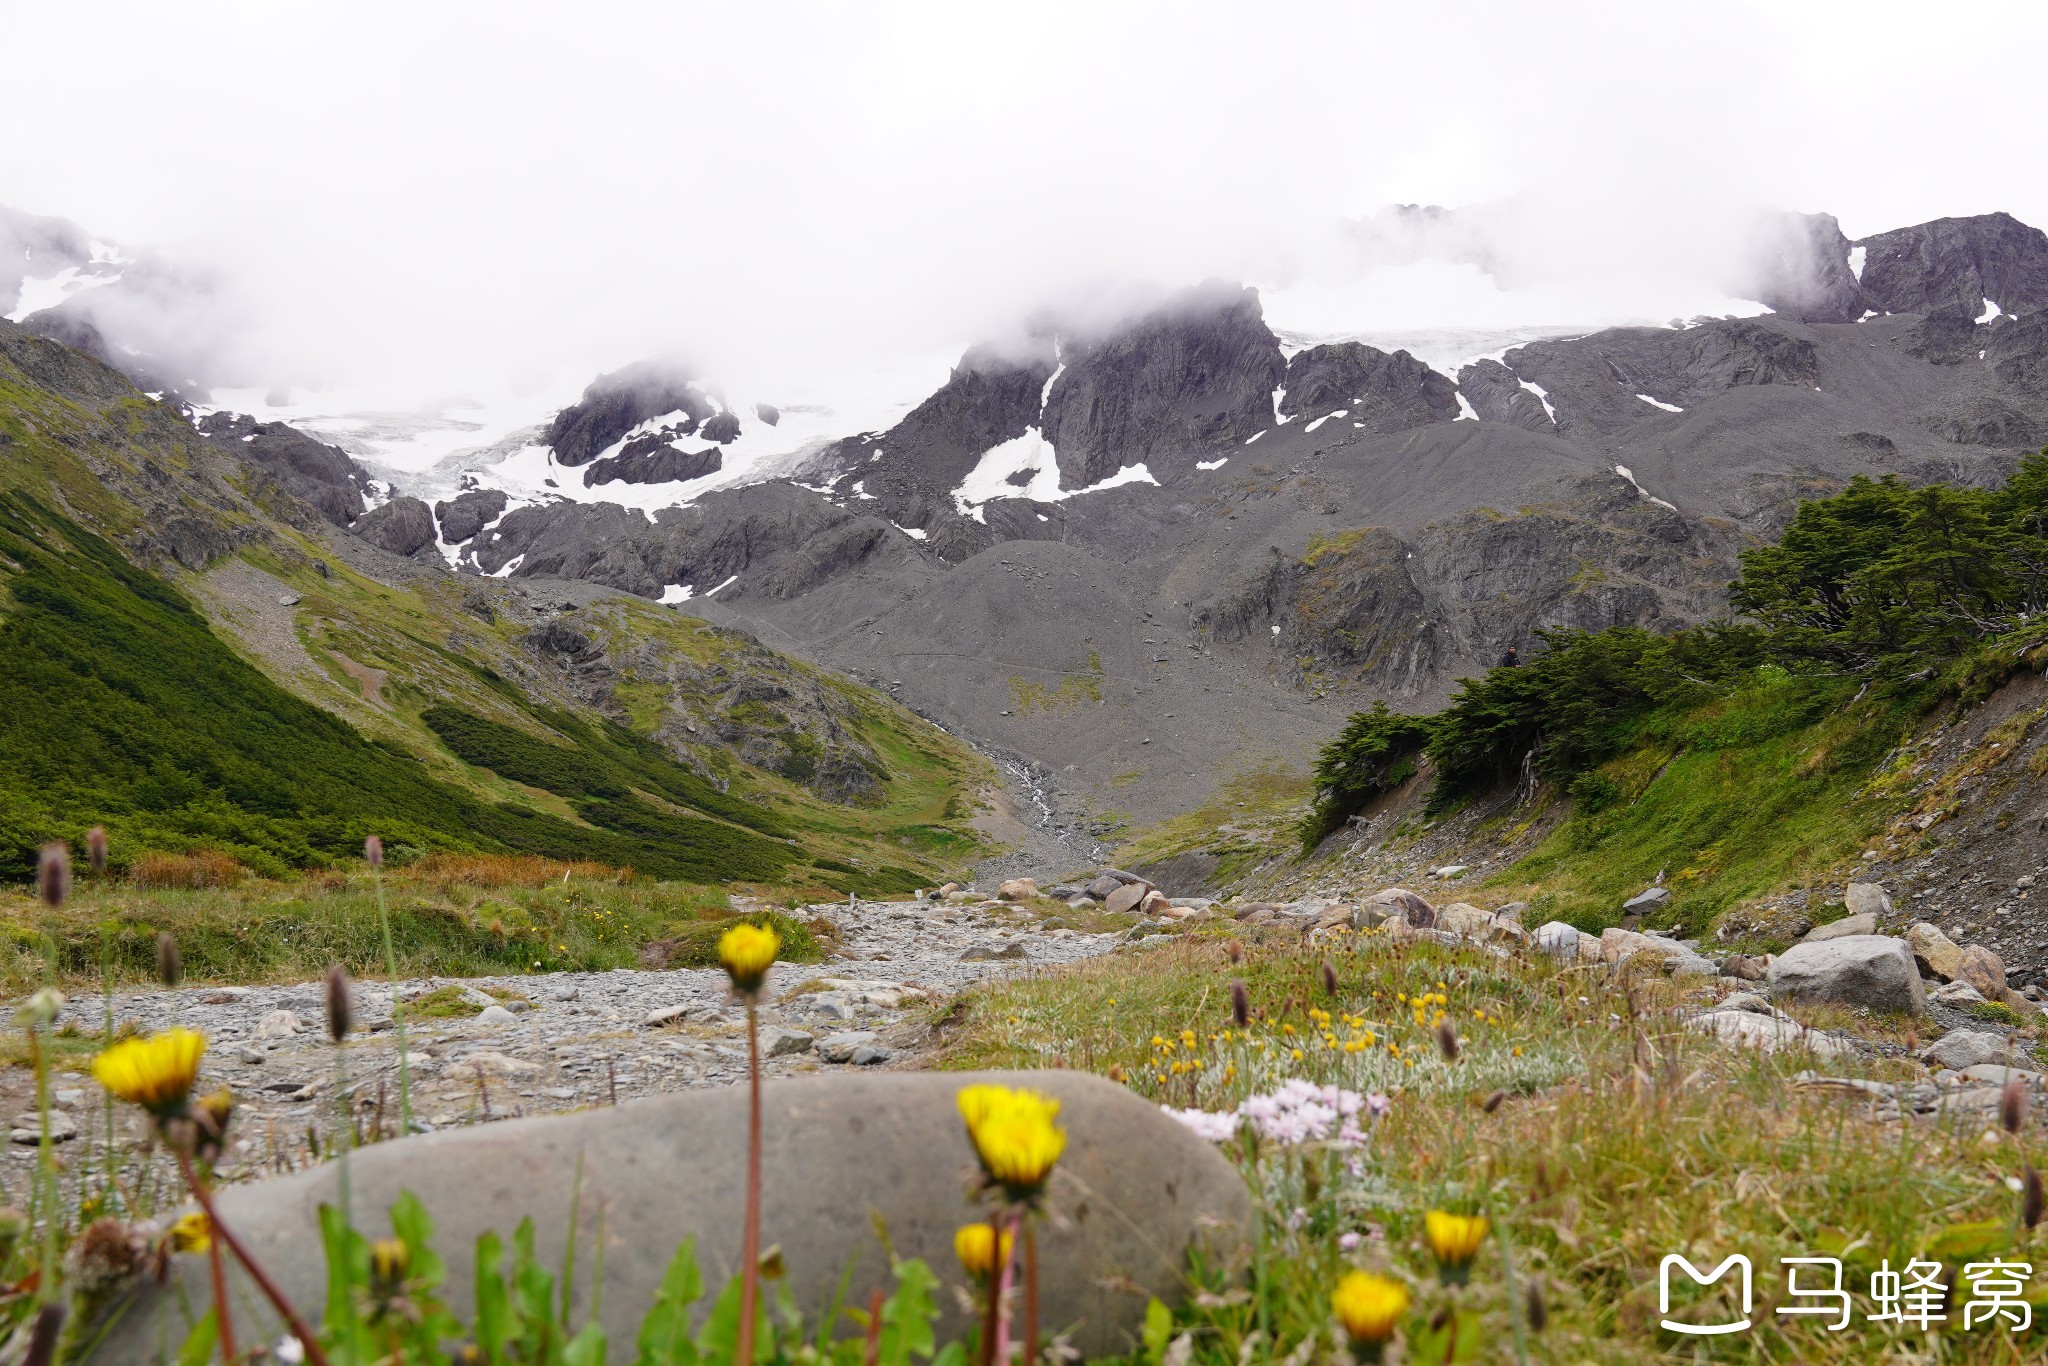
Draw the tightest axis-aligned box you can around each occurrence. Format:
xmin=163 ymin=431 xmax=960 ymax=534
xmin=4 ymin=0 xmax=2042 ymax=400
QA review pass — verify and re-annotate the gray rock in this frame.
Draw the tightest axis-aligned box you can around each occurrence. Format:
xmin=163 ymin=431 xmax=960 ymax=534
xmin=1960 ymin=1064 xmax=2044 ymax=1086
xmin=960 ymin=942 xmax=1028 ymax=962
xmin=1767 ymin=935 xmax=1926 ymax=1015
xmin=1085 ymin=875 xmax=1122 ymax=901
xmin=1719 ymin=954 xmax=1770 ymax=982
xmin=1534 ymin=921 xmax=1588 ymax=958
xmin=1622 ymin=887 xmax=1672 ymax=914
xmin=474 ymin=1005 xmax=519 ymax=1027
xmin=1103 ymin=883 xmax=1148 ymax=917
xmin=1805 ymin=913 xmax=1877 ymax=942
xmin=817 ymin=1031 xmax=880 ymax=1063
xmin=1688 ymin=1010 xmax=1846 ymax=1058
xmin=1844 ymin=882 xmax=1893 ymax=920
xmin=1931 ymin=980 xmax=1989 ymax=1006
xmin=9 ymin=1111 xmax=78 ymax=1143
xmin=87 ymin=1072 xmax=1250 ymax=1363
xmin=1920 ymin=1030 xmax=2015 ymax=1071
xmin=1719 ymin=992 xmax=1774 ymax=1015
xmin=645 ymin=1004 xmax=691 ymax=1028
xmin=759 ymin=1026 xmax=815 ymax=1058
xmin=352 ymin=496 xmax=438 ymax=557
xmin=1959 ymin=945 xmax=2012 ymax=1004
xmin=850 ymin=1046 xmax=893 ymax=1066
xmin=1362 ymin=888 xmax=1433 ymax=928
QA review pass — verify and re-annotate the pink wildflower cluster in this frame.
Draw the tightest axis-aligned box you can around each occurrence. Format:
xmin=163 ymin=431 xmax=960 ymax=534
xmin=1163 ymin=1080 xmax=1390 ymax=1147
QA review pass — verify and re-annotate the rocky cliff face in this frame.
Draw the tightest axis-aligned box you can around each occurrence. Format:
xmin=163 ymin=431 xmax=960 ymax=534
xmin=544 ymin=362 xmax=718 ymax=467
xmin=1857 ymin=212 xmax=2048 ymax=319
xmin=196 ymin=411 xmax=371 ymax=527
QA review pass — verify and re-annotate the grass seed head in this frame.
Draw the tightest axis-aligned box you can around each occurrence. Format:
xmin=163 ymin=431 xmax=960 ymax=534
xmin=1435 ymin=1017 xmax=1461 ymax=1062
xmin=325 ymin=965 xmax=351 ymax=1042
xmin=36 ymin=843 xmax=68 ymax=908
xmin=85 ymin=826 xmax=107 ymax=877
xmin=365 ymin=835 xmax=384 ymax=868
xmin=1526 ymin=1274 xmax=1549 ymax=1332
xmin=1322 ymin=961 xmax=1338 ymax=997
xmin=156 ymin=933 xmax=180 ymax=989
xmin=2002 ymin=1078 xmax=2028 ymax=1135
xmin=2027 ymin=1165 xmax=2045 ymax=1229
xmin=1225 ymin=940 xmax=1244 ymax=965
xmin=1231 ymin=979 xmax=1250 ymax=1028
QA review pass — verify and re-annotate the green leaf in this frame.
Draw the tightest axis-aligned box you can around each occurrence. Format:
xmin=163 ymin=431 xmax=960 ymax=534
xmin=388 ymin=1189 xmax=447 ymax=1293
xmin=875 ymin=1258 xmax=940 ymax=1365
xmin=174 ymin=1309 xmax=218 ymax=1366
xmin=564 ymin=1320 xmax=610 ymax=1366
xmin=1407 ymin=1307 xmax=1485 ymax=1364
xmin=475 ymin=1230 xmax=512 ymax=1361
xmin=1927 ymin=1219 xmax=2013 ymax=1261
xmin=317 ymin=1201 xmax=370 ymax=1362
xmin=693 ymin=1275 xmax=770 ymax=1364
xmin=1142 ymin=1298 xmax=1174 ymax=1363
xmin=633 ymin=1240 xmax=704 ymax=1366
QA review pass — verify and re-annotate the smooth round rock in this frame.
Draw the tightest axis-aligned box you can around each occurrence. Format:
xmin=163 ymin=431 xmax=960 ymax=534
xmin=89 ymin=1071 xmax=1250 ymax=1360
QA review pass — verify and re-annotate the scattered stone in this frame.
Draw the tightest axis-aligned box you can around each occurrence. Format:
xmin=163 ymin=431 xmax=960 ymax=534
xmin=1844 ymin=882 xmax=1893 ymax=920
xmin=1435 ymin=903 xmax=1494 ymax=939
xmin=236 ymin=1046 xmax=266 ymax=1065
xmin=475 ymin=1005 xmax=519 ymax=1027
xmin=1720 ymin=954 xmax=1770 ymax=981
xmin=1767 ymin=936 xmax=1926 ymax=1015
xmin=645 ymin=1005 xmax=692 ymax=1028
xmin=1103 ymin=883 xmax=1148 ymax=917
xmin=10 ymin=1112 xmax=78 ymax=1144
xmin=1534 ymin=921 xmax=1593 ymax=959
xmin=1137 ymin=890 xmax=1171 ymax=917
xmin=1600 ymin=928 xmax=1692 ymax=965
xmin=759 ymin=1027 xmax=815 ymax=1059
xmin=1362 ymin=888 xmax=1433 ymax=928
xmin=1492 ymin=901 xmax=1528 ymax=926
xmin=1719 ymin=992 xmax=1775 ymax=1015
xmin=547 ymin=983 xmax=580 ymax=1002
xmin=850 ymin=1045 xmax=893 ymax=1066
xmin=1906 ymin=923 xmax=1964 ymax=981
xmin=1430 ymin=865 xmax=1470 ymax=879
xmin=997 ymin=878 xmax=1039 ymax=901
xmin=1805 ymin=913 xmax=1877 ymax=942
xmin=1920 ymin=1030 xmax=2016 ymax=1071
xmin=1958 ymin=945 xmax=2011 ymax=1004
xmin=255 ymin=1010 xmax=304 ymax=1040
xmin=1960 ymin=1063 xmax=2044 ymax=1085
xmin=1085 ymin=876 xmax=1122 ymax=900
xmin=457 ymin=1051 xmax=539 ymax=1078
xmin=200 ymin=988 xmax=250 ymax=1005
xmin=937 ymin=882 xmax=963 ymax=898
xmin=1622 ymin=887 xmax=1672 ymax=914
xmin=1689 ymin=1010 xmax=1846 ymax=1058
xmin=817 ymin=1031 xmax=880 ymax=1063
xmin=960 ymin=942 xmax=1028 ymax=962
xmin=52 ymin=1089 xmax=82 ymax=1110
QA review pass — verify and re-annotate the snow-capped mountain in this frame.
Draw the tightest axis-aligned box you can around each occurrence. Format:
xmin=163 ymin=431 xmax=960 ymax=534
xmin=10 ymin=197 xmax=2048 ymax=823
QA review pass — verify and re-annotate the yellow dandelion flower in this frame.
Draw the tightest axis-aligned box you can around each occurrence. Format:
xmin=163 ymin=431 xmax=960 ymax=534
xmin=717 ymin=923 xmax=780 ymax=995
xmin=93 ymin=1028 xmax=206 ymax=1119
xmin=1512 ymin=1046 xmax=1523 ymax=1057
xmin=956 ymin=1084 xmax=1066 ymax=1200
xmin=953 ymin=1222 xmax=1015 ymax=1282
xmin=1424 ymin=1210 xmax=1489 ymax=1284
xmin=1332 ymin=1270 xmax=1409 ymax=1354
xmin=169 ymin=1211 xmax=212 ymax=1254
xmin=1291 ymin=1048 xmax=1304 ymax=1060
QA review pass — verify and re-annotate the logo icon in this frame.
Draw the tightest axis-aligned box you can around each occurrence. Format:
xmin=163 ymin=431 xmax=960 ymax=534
xmin=1660 ymin=1254 xmax=1753 ymax=1336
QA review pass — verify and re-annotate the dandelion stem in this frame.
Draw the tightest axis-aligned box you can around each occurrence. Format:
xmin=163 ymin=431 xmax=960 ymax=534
xmin=980 ymin=1210 xmax=1003 ymax=1366
xmin=207 ymin=1234 xmax=239 ymax=1363
xmin=737 ymin=1000 xmax=763 ymax=1365
xmin=28 ymin=1027 xmax=55 ymax=1306
xmin=1023 ymin=1217 xmax=1039 ymax=1366
xmin=175 ymin=1149 xmax=332 ymax=1366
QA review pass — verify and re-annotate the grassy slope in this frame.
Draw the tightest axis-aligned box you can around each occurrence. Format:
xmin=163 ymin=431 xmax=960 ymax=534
xmin=0 ymin=328 xmax=992 ymax=899
xmin=938 ymin=927 xmax=2048 ymax=1363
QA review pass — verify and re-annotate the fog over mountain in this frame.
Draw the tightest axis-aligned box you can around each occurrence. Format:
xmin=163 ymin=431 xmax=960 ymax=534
xmin=9 ymin=0 xmax=2048 ymax=833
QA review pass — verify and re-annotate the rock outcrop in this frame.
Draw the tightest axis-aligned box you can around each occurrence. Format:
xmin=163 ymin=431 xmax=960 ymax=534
xmin=351 ymin=495 xmax=438 ymax=557
xmin=197 ymin=411 xmax=370 ymax=527
xmin=545 ymin=361 xmax=713 ymax=467
xmin=1767 ymin=936 xmax=1926 ymax=1015
xmin=1856 ymin=212 xmax=2048 ymax=319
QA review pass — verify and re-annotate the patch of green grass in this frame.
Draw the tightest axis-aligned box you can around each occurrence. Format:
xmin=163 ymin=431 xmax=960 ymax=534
xmin=1971 ymin=1000 xmax=2028 ymax=1027
xmin=940 ymin=931 xmax=2048 ymax=1363
xmin=406 ymin=984 xmax=484 ymax=1018
xmin=0 ymin=867 xmax=734 ymax=993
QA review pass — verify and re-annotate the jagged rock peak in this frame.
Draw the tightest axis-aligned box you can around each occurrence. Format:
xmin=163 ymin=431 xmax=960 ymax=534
xmin=1857 ymin=212 xmax=2048 ymax=319
xmin=545 ymin=360 xmax=717 ymax=467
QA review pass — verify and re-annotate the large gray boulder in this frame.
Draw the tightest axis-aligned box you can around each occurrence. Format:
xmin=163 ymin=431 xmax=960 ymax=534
xmin=1767 ymin=935 xmax=1926 ymax=1015
xmin=1844 ymin=882 xmax=1893 ymax=920
xmin=90 ymin=1072 xmax=1249 ymax=1361
xmin=1804 ymin=913 xmax=1876 ymax=943
xmin=1920 ymin=1029 xmax=2014 ymax=1071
